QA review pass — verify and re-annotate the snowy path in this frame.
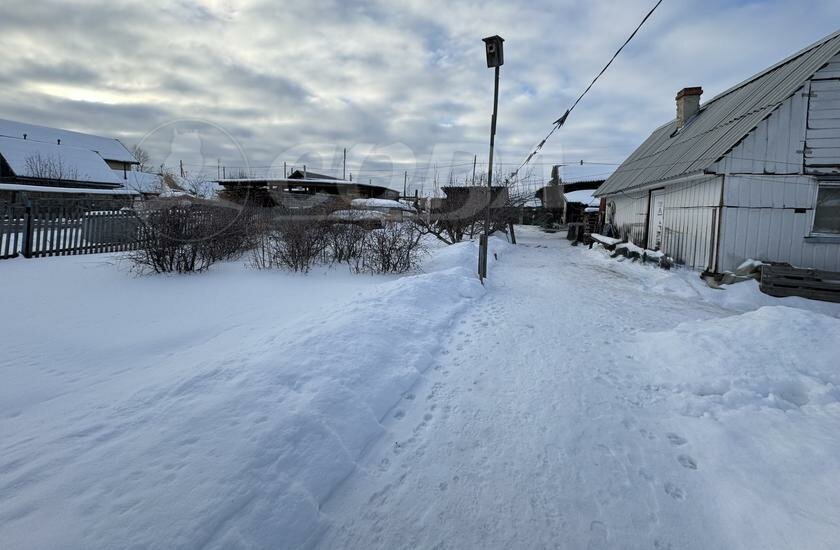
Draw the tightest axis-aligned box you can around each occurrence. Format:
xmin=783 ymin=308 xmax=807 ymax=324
xmin=315 ymin=227 xmax=840 ymax=549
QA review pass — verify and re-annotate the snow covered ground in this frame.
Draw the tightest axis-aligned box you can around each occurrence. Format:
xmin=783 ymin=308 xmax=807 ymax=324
xmin=2 ymin=226 xmax=840 ymax=549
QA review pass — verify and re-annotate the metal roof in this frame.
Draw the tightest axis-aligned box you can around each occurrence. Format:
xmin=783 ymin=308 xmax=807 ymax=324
xmin=0 ymin=118 xmax=137 ymax=164
xmin=0 ymin=135 xmax=123 ymax=185
xmin=597 ymin=29 xmax=840 ymax=196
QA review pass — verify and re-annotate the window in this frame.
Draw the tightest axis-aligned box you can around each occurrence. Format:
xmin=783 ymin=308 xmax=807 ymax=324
xmin=813 ymin=185 xmax=840 ymax=235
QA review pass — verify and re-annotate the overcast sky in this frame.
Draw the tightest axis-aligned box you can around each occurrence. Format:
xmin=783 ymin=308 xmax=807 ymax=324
xmin=1 ymin=0 xmax=839 ymax=193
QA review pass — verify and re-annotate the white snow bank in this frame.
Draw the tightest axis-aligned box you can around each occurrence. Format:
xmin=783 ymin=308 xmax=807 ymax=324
xmin=584 ymin=242 xmax=840 ymax=318
xmin=633 ymin=306 xmax=840 ymax=416
xmin=0 ymin=238 xmax=505 ymax=549
xmin=627 ymin=306 xmax=840 ymax=547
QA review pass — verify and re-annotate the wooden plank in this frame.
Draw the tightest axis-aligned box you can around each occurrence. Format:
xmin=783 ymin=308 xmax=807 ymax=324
xmin=760 ymin=265 xmax=840 ymax=303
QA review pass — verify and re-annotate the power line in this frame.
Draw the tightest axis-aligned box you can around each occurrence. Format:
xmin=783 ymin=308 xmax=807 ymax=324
xmin=508 ymin=0 xmax=665 ymax=181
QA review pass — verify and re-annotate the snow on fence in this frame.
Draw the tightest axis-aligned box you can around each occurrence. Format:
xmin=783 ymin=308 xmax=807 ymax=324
xmin=0 ymin=199 xmax=142 ymax=259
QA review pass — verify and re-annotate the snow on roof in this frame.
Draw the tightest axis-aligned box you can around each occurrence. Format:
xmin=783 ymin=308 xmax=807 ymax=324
xmin=0 ymin=118 xmax=137 ymax=163
xmin=563 ymin=189 xmax=599 ymax=206
xmin=0 ymin=182 xmax=138 ymax=195
xmin=351 ymin=198 xmax=414 ymax=211
xmin=125 ymin=171 xmax=163 ymax=194
xmin=0 ymin=135 xmax=123 ymax=185
xmin=598 ymin=30 xmax=840 ymax=195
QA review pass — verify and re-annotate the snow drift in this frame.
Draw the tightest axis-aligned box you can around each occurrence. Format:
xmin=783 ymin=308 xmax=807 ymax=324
xmin=0 ymin=237 xmax=508 ymax=549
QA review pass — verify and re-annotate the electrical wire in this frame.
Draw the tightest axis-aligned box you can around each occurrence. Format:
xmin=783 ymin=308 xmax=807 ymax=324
xmin=508 ymin=0 xmax=665 ymax=181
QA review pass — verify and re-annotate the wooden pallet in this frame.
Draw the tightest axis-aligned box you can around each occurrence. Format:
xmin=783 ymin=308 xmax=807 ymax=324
xmin=760 ymin=265 xmax=840 ymax=303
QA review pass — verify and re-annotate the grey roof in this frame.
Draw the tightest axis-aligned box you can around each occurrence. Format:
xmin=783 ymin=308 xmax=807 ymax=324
xmin=0 ymin=118 xmax=137 ymax=164
xmin=288 ymin=169 xmax=338 ymax=180
xmin=597 ymin=29 xmax=840 ymax=196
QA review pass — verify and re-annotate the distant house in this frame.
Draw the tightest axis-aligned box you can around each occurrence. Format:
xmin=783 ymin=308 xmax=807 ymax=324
xmin=0 ymin=118 xmax=139 ymax=200
xmin=350 ymin=198 xmax=415 ymax=221
xmin=535 ymin=173 xmax=604 ymax=223
xmin=218 ymin=168 xmax=400 ymax=207
xmin=597 ymin=30 xmax=840 ymax=273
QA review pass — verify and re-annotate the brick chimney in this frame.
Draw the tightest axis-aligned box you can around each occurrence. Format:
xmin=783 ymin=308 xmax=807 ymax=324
xmin=675 ymin=87 xmax=702 ymax=128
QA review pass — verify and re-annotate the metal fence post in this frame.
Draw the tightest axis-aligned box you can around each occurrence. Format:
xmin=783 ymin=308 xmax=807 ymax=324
xmin=22 ymin=205 xmax=34 ymax=258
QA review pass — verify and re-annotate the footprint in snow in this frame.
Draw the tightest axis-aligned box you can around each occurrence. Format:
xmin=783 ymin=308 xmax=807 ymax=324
xmin=666 ymin=433 xmax=687 ymax=446
xmin=677 ymin=454 xmax=698 ymax=470
xmin=586 ymin=520 xmax=608 ymax=549
xmin=393 ymin=410 xmax=405 ymax=420
xmin=664 ymin=482 xmax=686 ymax=501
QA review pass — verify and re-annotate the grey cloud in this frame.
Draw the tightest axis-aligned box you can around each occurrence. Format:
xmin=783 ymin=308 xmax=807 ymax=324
xmin=1 ymin=0 xmax=839 ymax=191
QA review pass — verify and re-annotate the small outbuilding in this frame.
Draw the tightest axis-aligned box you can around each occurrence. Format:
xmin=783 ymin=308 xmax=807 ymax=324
xmin=596 ymin=30 xmax=840 ymax=273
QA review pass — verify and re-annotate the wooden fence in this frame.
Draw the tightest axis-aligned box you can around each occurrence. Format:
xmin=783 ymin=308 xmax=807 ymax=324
xmin=0 ymin=199 xmax=141 ymax=259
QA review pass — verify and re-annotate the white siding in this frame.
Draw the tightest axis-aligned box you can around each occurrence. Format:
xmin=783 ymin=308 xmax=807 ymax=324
xmin=607 ymin=175 xmax=722 ymax=270
xmin=713 ymin=87 xmax=808 ymax=175
xmin=718 ymin=174 xmax=840 ymax=272
xmin=610 ymin=192 xmax=647 ymax=244
xmin=805 ymin=78 xmax=840 ymax=174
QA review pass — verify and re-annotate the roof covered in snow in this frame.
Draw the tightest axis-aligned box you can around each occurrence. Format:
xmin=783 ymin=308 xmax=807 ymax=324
xmin=0 ymin=182 xmax=138 ymax=195
xmin=125 ymin=171 xmax=163 ymax=194
xmin=598 ymin=29 xmax=840 ymax=196
xmin=351 ymin=198 xmax=414 ymax=211
xmin=563 ymin=189 xmax=599 ymax=206
xmin=0 ymin=135 xmax=123 ymax=185
xmin=0 ymin=118 xmax=137 ymax=164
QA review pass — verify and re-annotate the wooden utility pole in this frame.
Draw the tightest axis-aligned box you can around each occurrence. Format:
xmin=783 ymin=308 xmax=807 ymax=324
xmin=479 ymin=63 xmax=501 ymax=281
xmin=179 ymin=160 xmax=184 ymax=178
xmin=479 ymin=35 xmax=504 ymax=282
xmin=284 ymin=161 xmax=287 ymax=178
xmin=403 ymin=171 xmax=407 ymax=197
xmin=343 ymin=148 xmax=347 ymax=180
xmin=472 ymin=154 xmax=477 ymax=185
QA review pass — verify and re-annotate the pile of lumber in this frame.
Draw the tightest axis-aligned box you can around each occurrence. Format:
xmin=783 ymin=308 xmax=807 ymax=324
xmin=760 ymin=265 xmax=840 ymax=303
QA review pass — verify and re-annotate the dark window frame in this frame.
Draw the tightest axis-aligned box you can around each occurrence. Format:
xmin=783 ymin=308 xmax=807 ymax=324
xmin=812 ymin=182 xmax=840 ymax=236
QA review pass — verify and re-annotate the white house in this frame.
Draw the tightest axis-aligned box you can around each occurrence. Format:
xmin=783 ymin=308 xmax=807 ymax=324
xmin=0 ymin=118 xmax=139 ymax=194
xmin=596 ymin=30 xmax=840 ymax=274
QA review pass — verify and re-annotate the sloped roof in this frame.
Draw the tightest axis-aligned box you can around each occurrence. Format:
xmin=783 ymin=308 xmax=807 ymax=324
xmin=563 ymin=189 xmax=599 ymax=206
xmin=0 ymin=118 xmax=137 ymax=164
xmin=125 ymin=171 xmax=164 ymax=194
xmin=598 ymin=29 xmax=840 ymax=196
xmin=0 ymin=135 xmax=123 ymax=185
xmin=288 ymin=169 xmax=338 ymax=180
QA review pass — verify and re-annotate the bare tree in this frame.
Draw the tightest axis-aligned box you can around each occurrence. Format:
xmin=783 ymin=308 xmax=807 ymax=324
xmin=24 ymin=153 xmax=81 ymax=181
xmin=180 ymin=173 xmax=218 ymax=198
xmin=130 ymin=145 xmax=152 ymax=172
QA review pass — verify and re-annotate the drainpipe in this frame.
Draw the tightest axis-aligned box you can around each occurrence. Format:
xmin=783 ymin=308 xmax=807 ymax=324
xmin=713 ymin=174 xmax=726 ymax=274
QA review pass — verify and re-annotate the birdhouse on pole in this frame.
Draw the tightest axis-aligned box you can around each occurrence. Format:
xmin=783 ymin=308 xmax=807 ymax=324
xmin=482 ymin=35 xmax=504 ymax=68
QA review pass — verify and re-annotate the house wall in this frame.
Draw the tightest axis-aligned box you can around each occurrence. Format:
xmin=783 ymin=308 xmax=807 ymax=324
xmin=805 ymin=54 xmax=840 ymax=174
xmin=711 ymin=86 xmax=808 ymax=175
xmin=605 ymin=54 xmax=840 ymax=273
xmin=718 ymin=174 xmax=840 ymax=272
xmin=712 ymin=57 xmax=840 ymax=272
xmin=105 ymin=160 xmax=130 ymax=176
xmin=607 ymin=175 xmax=723 ymax=270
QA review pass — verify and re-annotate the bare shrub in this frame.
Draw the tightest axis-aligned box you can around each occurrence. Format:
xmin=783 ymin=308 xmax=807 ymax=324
xmin=131 ymin=204 xmax=250 ymax=273
xmin=249 ymin=212 xmax=327 ymax=273
xmin=353 ymin=221 xmax=426 ymax=274
xmin=324 ymin=221 xmax=367 ymax=264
